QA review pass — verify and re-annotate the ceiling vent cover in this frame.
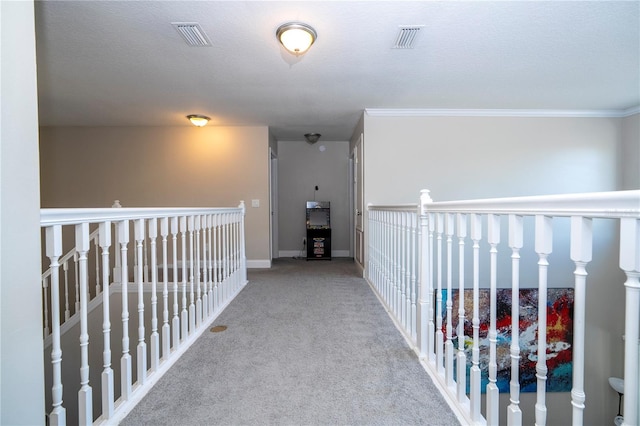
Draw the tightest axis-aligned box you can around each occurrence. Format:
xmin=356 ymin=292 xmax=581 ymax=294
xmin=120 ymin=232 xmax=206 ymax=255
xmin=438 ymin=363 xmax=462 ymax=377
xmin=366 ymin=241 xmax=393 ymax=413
xmin=393 ymin=25 xmax=424 ymax=49
xmin=172 ymin=22 xmax=211 ymax=47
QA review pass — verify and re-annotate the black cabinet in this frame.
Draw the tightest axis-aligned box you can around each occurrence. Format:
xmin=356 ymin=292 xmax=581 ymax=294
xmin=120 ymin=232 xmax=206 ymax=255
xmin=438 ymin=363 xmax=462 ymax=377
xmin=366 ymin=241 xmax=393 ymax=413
xmin=307 ymin=228 xmax=331 ymax=260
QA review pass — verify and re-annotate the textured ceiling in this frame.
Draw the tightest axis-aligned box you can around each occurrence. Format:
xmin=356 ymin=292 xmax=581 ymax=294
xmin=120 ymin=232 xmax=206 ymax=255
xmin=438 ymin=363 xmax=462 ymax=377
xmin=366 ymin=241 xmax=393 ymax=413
xmin=35 ymin=1 xmax=640 ymax=141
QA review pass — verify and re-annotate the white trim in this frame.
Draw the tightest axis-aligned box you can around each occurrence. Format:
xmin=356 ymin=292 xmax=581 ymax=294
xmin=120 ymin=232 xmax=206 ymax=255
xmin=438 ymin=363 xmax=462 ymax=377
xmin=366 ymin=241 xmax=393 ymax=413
xmin=365 ymin=107 xmax=639 ymax=118
xmin=332 ymin=250 xmax=351 ymax=257
xmin=41 ymin=206 xmax=242 ymax=226
xmin=622 ymin=105 xmax=640 ymax=117
xmin=247 ymin=259 xmax=271 ymax=269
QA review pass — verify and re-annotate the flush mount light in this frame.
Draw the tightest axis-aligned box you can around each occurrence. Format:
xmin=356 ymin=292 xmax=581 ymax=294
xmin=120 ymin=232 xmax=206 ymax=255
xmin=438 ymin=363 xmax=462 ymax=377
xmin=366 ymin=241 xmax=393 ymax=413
xmin=304 ymin=133 xmax=321 ymax=144
xmin=276 ymin=22 xmax=317 ymax=55
xmin=186 ymin=114 xmax=210 ymax=127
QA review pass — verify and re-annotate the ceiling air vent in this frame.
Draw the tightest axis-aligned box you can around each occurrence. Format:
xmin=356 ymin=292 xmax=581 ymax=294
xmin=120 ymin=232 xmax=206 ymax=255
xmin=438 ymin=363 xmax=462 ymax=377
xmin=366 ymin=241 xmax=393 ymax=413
xmin=171 ymin=22 xmax=211 ymax=47
xmin=393 ymin=25 xmax=424 ymax=49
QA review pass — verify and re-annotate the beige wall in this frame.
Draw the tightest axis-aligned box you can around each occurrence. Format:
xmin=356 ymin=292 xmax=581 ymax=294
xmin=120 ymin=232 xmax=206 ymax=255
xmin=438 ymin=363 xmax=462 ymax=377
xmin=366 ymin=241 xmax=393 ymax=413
xmin=1 ymin=1 xmax=47 ymax=423
xmin=277 ymin=140 xmax=351 ymax=255
xmin=359 ymin=113 xmax=631 ymax=426
xmin=39 ymin=126 xmax=272 ymax=264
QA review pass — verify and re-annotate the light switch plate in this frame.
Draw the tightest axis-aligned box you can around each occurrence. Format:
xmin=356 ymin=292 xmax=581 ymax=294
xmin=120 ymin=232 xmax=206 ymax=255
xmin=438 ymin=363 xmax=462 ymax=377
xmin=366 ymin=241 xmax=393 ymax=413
xmin=251 ymin=199 xmax=260 ymax=208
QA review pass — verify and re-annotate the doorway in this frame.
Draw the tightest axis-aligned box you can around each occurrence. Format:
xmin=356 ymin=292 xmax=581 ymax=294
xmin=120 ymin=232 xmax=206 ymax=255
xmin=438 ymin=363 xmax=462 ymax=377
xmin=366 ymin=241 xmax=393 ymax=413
xmin=269 ymin=149 xmax=278 ymax=260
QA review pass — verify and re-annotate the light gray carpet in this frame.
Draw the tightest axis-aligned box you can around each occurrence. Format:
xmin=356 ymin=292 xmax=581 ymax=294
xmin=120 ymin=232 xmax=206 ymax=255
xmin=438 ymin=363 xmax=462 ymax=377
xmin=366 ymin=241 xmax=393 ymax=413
xmin=121 ymin=258 xmax=460 ymax=426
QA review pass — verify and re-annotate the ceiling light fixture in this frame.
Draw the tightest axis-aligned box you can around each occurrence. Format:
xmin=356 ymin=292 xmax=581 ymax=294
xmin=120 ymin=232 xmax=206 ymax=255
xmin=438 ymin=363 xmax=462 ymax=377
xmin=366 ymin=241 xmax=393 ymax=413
xmin=186 ymin=114 xmax=210 ymax=127
xmin=276 ymin=22 xmax=317 ymax=55
xmin=304 ymin=133 xmax=321 ymax=144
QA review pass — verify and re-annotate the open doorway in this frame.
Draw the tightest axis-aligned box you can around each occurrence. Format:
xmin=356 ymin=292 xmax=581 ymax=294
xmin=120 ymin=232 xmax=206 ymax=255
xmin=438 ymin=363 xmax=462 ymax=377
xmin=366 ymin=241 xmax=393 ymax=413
xmin=269 ymin=148 xmax=278 ymax=260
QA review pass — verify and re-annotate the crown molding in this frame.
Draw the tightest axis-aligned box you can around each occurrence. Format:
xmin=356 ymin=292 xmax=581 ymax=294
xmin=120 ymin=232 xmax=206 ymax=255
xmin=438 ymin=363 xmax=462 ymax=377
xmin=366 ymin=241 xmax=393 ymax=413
xmin=622 ymin=105 xmax=640 ymax=117
xmin=365 ymin=108 xmax=640 ymax=118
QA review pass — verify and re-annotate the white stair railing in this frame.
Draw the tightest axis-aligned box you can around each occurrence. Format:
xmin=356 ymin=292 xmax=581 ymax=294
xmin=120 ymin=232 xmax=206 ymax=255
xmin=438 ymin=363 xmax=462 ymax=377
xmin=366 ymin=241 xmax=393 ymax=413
xmin=367 ymin=189 xmax=639 ymax=426
xmin=41 ymin=202 xmax=247 ymax=425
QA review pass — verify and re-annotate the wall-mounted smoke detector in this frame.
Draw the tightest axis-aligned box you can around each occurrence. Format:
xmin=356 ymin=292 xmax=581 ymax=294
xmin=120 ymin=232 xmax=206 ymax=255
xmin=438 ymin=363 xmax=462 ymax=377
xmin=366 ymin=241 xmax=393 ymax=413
xmin=172 ymin=22 xmax=212 ymax=47
xmin=392 ymin=25 xmax=424 ymax=49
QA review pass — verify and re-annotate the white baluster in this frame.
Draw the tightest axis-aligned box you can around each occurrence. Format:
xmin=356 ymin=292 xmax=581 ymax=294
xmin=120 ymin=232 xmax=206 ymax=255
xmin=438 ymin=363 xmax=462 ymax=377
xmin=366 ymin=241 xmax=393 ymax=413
xmin=410 ymin=211 xmax=418 ymax=342
xmin=99 ymin=221 xmax=114 ymax=420
xmin=375 ymin=210 xmax=381 ymax=291
xmin=46 ymin=225 xmax=66 ymax=425
xmin=119 ymin=220 xmax=132 ymax=400
xmin=74 ymin=251 xmax=80 ymax=313
xmin=113 ymin=220 xmax=121 ymax=285
xmin=401 ymin=212 xmax=408 ymax=328
xmin=201 ymin=215 xmax=209 ymax=320
xmin=470 ymin=213 xmax=482 ymax=423
xmin=171 ymin=217 xmax=180 ymax=349
xmin=213 ymin=214 xmax=219 ymax=312
xmin=188 ymin=216 xmax=196 ymax=334
xmin=507 ymin=214 xmax=523 ymax=426
xmin=405 ymin=212 xmax=412 ymax=331
xmin=134 ymin=219 xmax=147 ymax=385
xmin=487 ymin=213 xmax=500 ymax=426
xmin=570 ymin=216 xmax=592 ymax=425
xmin=620 ymin=218 xmax=640 ymax=426
xmin=76 ymin=222 xmax=93 ymax=425
xmin=63 ymin=260 xmax=70 ymax=321
xmin=143 ymin=235 xmax=149 ymax=284
xmin=445 ymin=213 xmax=455 ymax=387
xmin=223 ymin=214 xmax=229 ymax=303
xmin=428 ymin=211 xmax=436 ymax=362
xmin=95 ymin=237 xmax=101 ymax=295
xmin=233 ymin=213 xmax=240 ymax=292
xmin=456 ymin=213 xmax=467 ymax=402
xmin=148 ymin=218 xmax=159 ymax=372
xmin=180 ymin=216 xmax=188 ymax=340
xmin=207 ymin=215 xmax=214 ymax=315
xmin=436 ymin=212 xmax=445 ymax=373
xmin=396 ymin=212 xmax=402 ymax=320
xmin=161 ymin=217 xmax=171 ymax=359
xmin=390 ymin=211 xmax=396 ymax=312
xmin=370 ymin=209 xmax=376 ymax=288
xmin=385 ymin=210 xmax=391 ymax=304
xmin=535 ymin=215 xmax=552 ymax=426
xmin=43 ymin=278 xmax=50 ymax=337
xmin=383 ymin=211 xmax=389 ymax=304
xmin=195 ymin=216 xmax=202 ymax=327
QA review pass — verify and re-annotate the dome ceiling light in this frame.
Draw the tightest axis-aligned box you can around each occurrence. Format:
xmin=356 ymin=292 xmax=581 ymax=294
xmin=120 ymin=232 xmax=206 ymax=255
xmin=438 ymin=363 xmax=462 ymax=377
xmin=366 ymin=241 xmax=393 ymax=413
xmin=304 ymin=133 xmax=321 ymax=144
xmin=186 ymin=114 xmax=210 ymax=127
xmin=276 ymin=22 xmax=317 ymax=55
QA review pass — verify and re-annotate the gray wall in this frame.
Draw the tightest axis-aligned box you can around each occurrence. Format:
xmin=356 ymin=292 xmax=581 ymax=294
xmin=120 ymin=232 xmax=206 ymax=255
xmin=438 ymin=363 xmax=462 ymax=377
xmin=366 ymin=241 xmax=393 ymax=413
xmin=621 ymin=113 xmax=640 ymax=189
xmin=358 ymin=112 xmax=635 ymax=426
xmin=277 ymin=140 xmax=350 ymax=257
xmin=1 ymin=1 xmax=46 ymax=423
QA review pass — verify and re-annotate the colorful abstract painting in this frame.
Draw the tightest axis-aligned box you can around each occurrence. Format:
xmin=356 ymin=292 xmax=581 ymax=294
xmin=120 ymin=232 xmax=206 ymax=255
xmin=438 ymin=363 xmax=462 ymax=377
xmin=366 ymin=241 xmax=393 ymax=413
xmin=439 ymin=288 xmax=573 ymax=393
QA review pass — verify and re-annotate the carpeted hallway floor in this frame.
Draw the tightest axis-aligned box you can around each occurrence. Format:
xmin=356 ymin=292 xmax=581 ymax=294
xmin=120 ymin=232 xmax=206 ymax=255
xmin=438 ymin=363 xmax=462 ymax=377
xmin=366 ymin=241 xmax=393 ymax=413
xmin=121 ymin=258 xmax=460 ymax=425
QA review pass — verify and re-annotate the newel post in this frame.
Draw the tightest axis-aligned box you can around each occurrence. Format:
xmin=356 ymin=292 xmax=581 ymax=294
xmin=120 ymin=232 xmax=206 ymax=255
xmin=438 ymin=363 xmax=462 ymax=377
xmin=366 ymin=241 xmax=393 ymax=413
xmin=239 ymin=201 xmax=247 ymax=284
xmin=417 ymin=189 xmax=433 ymax=359
xmin=620 ymin=218 xmax=640 ymax=426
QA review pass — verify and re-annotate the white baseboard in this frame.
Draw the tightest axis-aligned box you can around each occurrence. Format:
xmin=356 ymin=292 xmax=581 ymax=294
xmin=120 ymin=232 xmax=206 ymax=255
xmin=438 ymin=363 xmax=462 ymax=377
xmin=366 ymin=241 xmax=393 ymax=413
xmin=277 ymin=250 xmax=352 ymax=258
xmin=247 ymin=259 xmax=271 ymax=269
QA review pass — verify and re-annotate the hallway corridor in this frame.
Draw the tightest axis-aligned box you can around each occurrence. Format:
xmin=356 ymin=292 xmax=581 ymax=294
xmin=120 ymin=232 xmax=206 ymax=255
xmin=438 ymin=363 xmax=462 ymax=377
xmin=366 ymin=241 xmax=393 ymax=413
xmin=121 ymin=258 xmax=460 ymax=425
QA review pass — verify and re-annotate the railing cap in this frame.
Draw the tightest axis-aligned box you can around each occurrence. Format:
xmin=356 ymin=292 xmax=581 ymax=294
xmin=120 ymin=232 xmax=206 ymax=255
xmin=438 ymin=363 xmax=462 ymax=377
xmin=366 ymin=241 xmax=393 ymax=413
xmin=41 ymin=207 xmax=242 ymax=227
